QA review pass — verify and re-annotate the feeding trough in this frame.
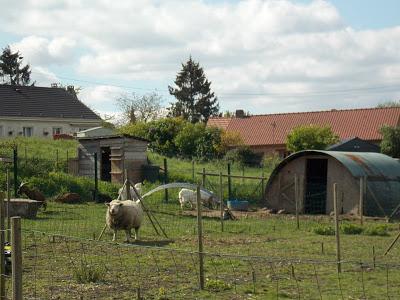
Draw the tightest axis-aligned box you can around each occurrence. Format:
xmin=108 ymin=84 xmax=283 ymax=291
xmin=4 ymin=199 xmax=42 ymax=219
xmin=227 ymin=200 xmax=249 ymax=211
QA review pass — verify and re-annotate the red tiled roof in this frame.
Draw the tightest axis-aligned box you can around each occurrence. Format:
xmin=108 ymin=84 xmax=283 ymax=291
xmin=208 ymin=107 xmax=400 ymax=146
xmin=207 ymin=117 xmax=232 ymax=130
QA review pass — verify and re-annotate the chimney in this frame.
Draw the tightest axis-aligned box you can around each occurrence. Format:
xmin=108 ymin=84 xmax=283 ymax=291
xmin=66 ymin=85 xmax=76 ymax=96
xmin=235 ymin=109 xmax=245 ymax=118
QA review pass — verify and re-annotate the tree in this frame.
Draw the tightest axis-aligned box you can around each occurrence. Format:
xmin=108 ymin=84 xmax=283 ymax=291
xmin=380 ymin=125 xmax=400 ymax=158
xmin=286 ymin=125 xmax=339 ymax=153
xmin=376 ymin=100 xmax=400 ymax=108
xmin=0 ymin=45 xmax=33 ymax=86
xmin=168 ymin=56 xmax=219 ymax=123
xmin=117 ymin=92 xmax=163 ymax=123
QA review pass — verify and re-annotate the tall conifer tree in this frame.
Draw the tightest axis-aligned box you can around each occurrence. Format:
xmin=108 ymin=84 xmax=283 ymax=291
xmin=168 ymin=57 xmax=219 ymax=123
xmin=0 ymin=45 xmax=33 ymax=86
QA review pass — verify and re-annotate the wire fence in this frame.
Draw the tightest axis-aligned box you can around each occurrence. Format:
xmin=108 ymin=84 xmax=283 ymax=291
xmin=0 ymin=230 xmax=398 ymax=299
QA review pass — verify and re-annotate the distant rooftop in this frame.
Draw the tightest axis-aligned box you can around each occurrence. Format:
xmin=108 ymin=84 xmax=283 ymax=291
xmin=0 ymin=84 xmax=101 ymax=120
xmin=208 ymin=107 xmax=400 ymax=146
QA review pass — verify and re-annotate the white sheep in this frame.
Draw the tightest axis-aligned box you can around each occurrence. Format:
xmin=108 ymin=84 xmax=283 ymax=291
xmin=105 ymin=199 xmax=144 ymax=243
xmin=178 ymin=188 xmax=217 ymax=210
xmin=118 ymin=183 xmax=143 ymax=200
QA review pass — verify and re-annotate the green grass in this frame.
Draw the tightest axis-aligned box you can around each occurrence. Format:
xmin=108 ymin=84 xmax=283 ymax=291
xmin=1 ymin=137 xmax=399 ymax=298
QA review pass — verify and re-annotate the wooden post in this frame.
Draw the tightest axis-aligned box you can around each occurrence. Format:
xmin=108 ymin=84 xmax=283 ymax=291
xmin=11 ymin=217 xmax=22 ymax=300
xmin=56 ymin=149 xmax=59 ymax=170
xmin=372 ymin=246 xmax=376 ymax=269
xmin=93 ymin=153 xmax=98 ymax=202
xmin=164 ymin=158 xmax=168 ymax=203
xmin=24 ymin=147 xmax=27 ymax=168
xmin=6 ymin=169 xmax=11 ymax=242
xmin=124 ymin=170 xmax=131 ymax=200
xmin=227 ymin=163 xmax=232 ymax=201
xmin=359 ymin=177 xmax=364 ymax=226
xmin=66 ymin=150 xmax=69 ymax=173
xmin=0 ymin=192 xmax=5 ymax=300
xmin=202 ymin=168 xmax=206 ymax=188
xmin=242 ymin=166 xmax=244 ymax=184
xmin=261 ymin=171 xmax=265 ymax=201
xmin=295 ymin=174 xmax=299 ymax=229
xmin=196 ymin=185 xmax=205 ymax=289
xmin=333 ymin=183 xmax=342 ymax=273
xmin=13 ymin=147 xmax=18 ymax=197
xmin=219 ymin=172 xmax=224 ymax=232
xmin=192 ymin=160 xmax=195 ymax=182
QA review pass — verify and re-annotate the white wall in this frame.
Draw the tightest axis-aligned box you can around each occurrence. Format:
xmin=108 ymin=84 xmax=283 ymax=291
xmin=0 ymin=117 xmax=102 ymax=138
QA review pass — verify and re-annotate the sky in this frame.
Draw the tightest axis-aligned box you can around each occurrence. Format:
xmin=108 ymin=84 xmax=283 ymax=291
xmin=0 ymin=0 xmax=399 ymax=119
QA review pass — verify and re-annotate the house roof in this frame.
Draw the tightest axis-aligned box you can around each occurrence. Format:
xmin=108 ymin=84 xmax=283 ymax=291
xmin=0 ymin=84 xmax=101 ymax=120
xmin=207 ymin=117 xmax=232 ymax=130
xmin=327 ymin=137 xmax=380 ymax=152
xmin=208 ymin=107 xmax=400 ymax=146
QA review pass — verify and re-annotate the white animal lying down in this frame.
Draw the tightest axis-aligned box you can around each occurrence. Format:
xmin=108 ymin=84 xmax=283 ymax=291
xmin=178 ymin=188 xmax=218 ymax=210
xmin=105 ymin=199 xmax=144 ymax=242
xmin=118 ymin=183 xmax=143 ymax=200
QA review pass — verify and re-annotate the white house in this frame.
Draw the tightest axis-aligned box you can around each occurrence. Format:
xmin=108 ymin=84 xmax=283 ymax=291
xmin=0 ymin=84 xmax=102 ymax=138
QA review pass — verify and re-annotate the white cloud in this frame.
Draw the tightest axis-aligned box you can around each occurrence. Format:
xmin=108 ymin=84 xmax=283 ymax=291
xmin=1 ymin=0 xmax=400 ymax=114
xmin=11 ymin=35 xmax=76 ymax=66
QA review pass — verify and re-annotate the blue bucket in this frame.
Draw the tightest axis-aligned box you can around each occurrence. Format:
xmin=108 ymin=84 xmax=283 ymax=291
xmin=227 ymin=200 xmax=249 ymax=211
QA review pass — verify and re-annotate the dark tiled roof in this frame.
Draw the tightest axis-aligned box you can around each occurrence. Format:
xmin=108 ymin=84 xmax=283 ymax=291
xmin=0 ymin=84 xmax=101 ymax=120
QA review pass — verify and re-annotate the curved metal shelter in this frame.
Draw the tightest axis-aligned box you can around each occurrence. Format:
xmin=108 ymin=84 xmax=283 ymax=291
xmin=266 ymin=150 xmax=400 ymax=217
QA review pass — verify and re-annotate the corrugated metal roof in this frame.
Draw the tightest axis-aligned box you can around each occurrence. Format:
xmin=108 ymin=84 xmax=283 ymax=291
xmin=267 ymin=150 xmax=400 ymax=217
xmin=208 ymin=107 xmax=400 ymax=146
xmin=269 ymin=150 xmax=400 ymax=182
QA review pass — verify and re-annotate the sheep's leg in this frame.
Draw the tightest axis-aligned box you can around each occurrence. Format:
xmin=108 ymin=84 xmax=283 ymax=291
xmin=112 ymin=230 xmax=117 ymax=242
xmin=124 ymin=230 xmax=131 ymax=243
xmin=134 ymin=227 xmax=140 ymax=241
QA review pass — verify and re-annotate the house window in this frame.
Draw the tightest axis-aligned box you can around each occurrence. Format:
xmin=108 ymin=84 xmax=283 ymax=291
xmin=53 ymin=127 xmax=62 ymax=135
xmin=0 ymin=126 xmax=3 ymax=137
xmin=23 ymin=127 xmax=33 ymax=137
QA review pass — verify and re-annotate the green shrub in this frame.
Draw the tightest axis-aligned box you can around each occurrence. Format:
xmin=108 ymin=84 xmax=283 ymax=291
xmin=364 ymin=224 xmax=389 ymax=236
xmin=340 ymin=223 xmax=363 ymax=235
xmin=73 ymin=260 xmax=105 ymax=283
xmin=27 ymin=172 xmax=119 ymax=201
xmin=313 ymin=225 xmax=335 ymax=235
xmin=205 ymin=278 xmax=231 ymax=292
xmin=224 ymin=147 xmax=262 ymax=167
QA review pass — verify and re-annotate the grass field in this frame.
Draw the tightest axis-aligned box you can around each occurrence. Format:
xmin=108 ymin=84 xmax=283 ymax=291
xmin=13 ymin=193 xmax=400 ymax=299
xmin=1 ymin=138 xmax=399 ymax=298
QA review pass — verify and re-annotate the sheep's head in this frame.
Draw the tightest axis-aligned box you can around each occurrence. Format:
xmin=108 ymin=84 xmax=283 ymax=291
xmin=106 ymin=201 xmax=123 ymax=216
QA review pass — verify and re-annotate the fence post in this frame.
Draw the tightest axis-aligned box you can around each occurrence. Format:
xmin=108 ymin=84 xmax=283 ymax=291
xmin=227 ymin=163 xmax=232 ymax=201
xmin=6 ymin=170 xmax=11 ymax=242
xmin=219 ymin=172 xmax=224 ymax=232
xmin=66 ymin=150 xmax=69 ymax=173
xmin=192 ymin=160 xmax=195 ymax=182
xmin=196 ymin=185 xmax=205 ymax=289
xmin=261 ymin=171 xmax=265 ymax=201
xmin=124 ymin=169 xmax=131 ymax=200
xmin=11 ymin=217 xmax=22 ymax=300
xmin=0 ymin=192 xmax=5 ymax=300
xmin=13 ymin=147 xmax=18 ymax=197
xmin=202 ymin=168 xmax=206 ymax=188
xmin=359 ymin=177 xmax=364 ymax=226
xmin=94 ymin=153 xmax=98 ymax=202
xmin=164 ymin=158 xmax=168 ymax=203
xmin=56 ymin=149 xmax=59 ymax=170
xmin=24 ymin=147 xmax=27 ymax=168
xmin=333 ymin=183 xmax=342 ymax=273
xmin=295 ymin=174 xmax=299 ymax=229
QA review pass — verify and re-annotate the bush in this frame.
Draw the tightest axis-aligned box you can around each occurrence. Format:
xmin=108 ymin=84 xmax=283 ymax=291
xmin=73 ymin=260 xmax=105 ymax=283
xmin=364 ymin=224 xmax=389 ymax=236
xmin=205 ymin=279 xmax=231 ymax=292
xmin=286 ymin=125 xmax=339 ymax=152
xmin=224 ymin=147 xmax=262 ymax=167
xmin=27 ymin=172 xmax=119 ymax=201
xmin=340 ymin=223 xmax=363 ymax=235
xmin=313 ymin=225 xmax=335 ymax=235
